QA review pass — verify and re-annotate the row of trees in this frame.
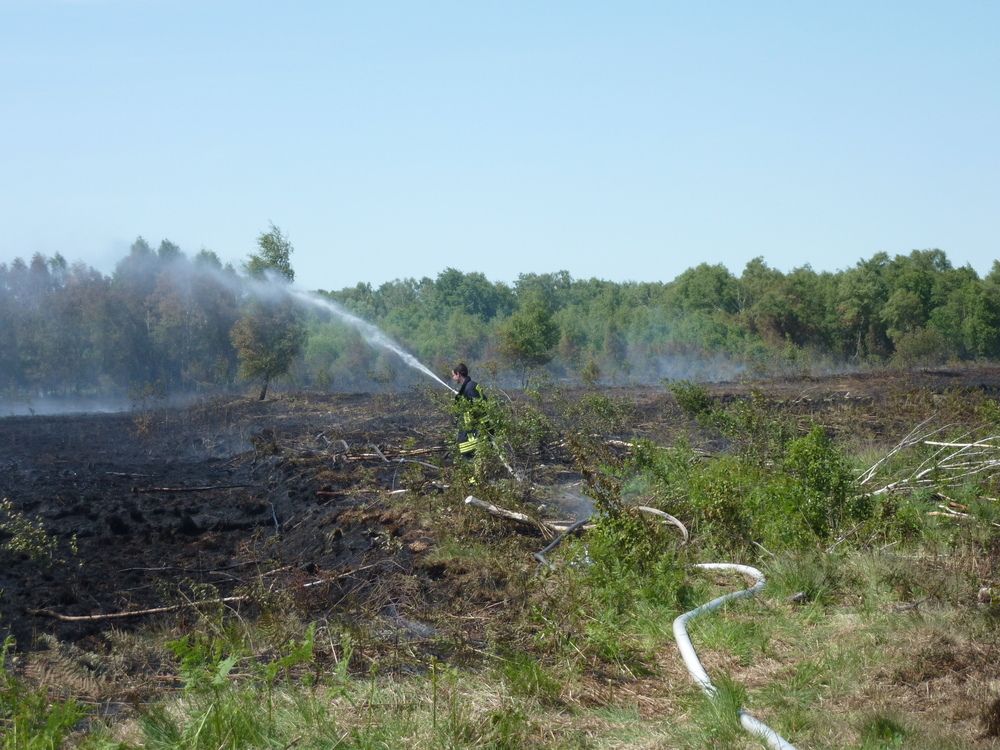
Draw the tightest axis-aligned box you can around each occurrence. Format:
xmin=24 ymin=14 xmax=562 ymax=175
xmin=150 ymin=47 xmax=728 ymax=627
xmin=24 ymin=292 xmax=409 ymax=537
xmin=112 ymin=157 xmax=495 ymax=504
xmin=0 ymin=226 xmax=308 ymax=402
xmin=1 ymin=237 xmax=999 ymax=402
xmin=319 ymin=249 xmax=1000 ymax=383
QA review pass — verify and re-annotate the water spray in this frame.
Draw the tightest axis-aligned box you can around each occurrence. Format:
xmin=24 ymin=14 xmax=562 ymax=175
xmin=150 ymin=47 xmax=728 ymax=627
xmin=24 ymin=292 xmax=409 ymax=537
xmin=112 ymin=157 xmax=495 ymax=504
xmin=287 ymin=288 xmax=457 ymax=393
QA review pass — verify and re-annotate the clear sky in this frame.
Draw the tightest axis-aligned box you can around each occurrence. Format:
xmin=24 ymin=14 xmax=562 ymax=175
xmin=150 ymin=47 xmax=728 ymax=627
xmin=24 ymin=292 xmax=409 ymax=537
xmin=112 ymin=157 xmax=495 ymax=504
xmin=2 ymin=1 xmax=998 ymax=291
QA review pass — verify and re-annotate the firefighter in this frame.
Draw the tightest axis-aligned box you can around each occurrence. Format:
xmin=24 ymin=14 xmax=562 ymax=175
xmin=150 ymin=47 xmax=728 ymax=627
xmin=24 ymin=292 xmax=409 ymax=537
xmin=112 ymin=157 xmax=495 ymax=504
xmin=451 ymin=362 xmax=486 ymax=458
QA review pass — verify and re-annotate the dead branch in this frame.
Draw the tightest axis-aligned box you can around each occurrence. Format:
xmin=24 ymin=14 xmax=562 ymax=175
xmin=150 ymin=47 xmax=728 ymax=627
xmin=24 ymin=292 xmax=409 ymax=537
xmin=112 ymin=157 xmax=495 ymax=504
xmin=464 ymin=495 xmax=557 ymax=539
xmin=861 ymin=420 xmax=1000 ymax=496
xmin=924 ymin=439 xmax=1000 ymax=448
xmin=343 ymin=445 xmax=447 ymax=463
xmin=30 ymin=566 xmax=380 ymax=622
xmin=29 ymin=596 xmax=249 ymax=622
xmin=131 ymin=484 xmax=252 ymax=493
xmin=606 ymin=439 xmax=635 ymax=449
xmin=825 ymin=521 xmax=865 ymax=553
xmin=534 ymin=516 xmax=591 ymax=571
xmin=394 ymin=446 xmax=448 ymax=457
xmin=393 ymin=458 xmax=441 ymax=471
xmin=857 ymin=415 xmax=944 ymax=486
xmin=116 ymin=561 xmax=269 ymax=574
xmin=926 ymin=511 xmax=969 ymax=521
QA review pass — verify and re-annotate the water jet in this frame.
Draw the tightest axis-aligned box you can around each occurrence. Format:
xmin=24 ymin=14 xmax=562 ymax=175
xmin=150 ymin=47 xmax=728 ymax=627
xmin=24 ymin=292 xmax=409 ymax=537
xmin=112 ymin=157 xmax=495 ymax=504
xmin=289 ymin=288 xmax=457 ymax=393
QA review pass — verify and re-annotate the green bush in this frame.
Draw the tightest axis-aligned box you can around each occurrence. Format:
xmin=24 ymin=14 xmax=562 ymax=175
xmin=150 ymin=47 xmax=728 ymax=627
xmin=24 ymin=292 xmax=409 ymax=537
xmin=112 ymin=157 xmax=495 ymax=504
xmin=666 ymin=379 xmax=715 ymax=419
xmin=0 ymin=634 xmax=88 ymax=750
xmin=621 ymin=408 xmax=873 ymax=553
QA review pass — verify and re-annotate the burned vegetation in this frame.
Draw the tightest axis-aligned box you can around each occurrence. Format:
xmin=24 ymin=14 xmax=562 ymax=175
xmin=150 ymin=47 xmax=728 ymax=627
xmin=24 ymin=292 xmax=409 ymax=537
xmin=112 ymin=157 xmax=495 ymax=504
xmin=3 ymin=369 xmax=1000 ymax=748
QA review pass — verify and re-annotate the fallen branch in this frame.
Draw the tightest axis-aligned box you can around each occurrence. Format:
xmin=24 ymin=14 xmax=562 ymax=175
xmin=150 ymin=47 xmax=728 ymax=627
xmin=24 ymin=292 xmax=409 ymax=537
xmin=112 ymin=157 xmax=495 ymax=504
xmin=395 ymin=446 xmax=448 ymax=457
xmin=858 ymin=416 xmax=944 ymax=486
xmin=464 ymin=495 xmax=557 ymax=539
xmin=29 ymin=596 xmax=249 ymax=622
xmin=926 ymin=511 xmax=969 ymax=522
xmin=116 ymin=561 xmax=267 ymax=574
xmin=30 ymin=566 xmax=380 ymax=622
xmin=131 ymin=484 xmax=252 ymax=494
xmin=825 ymin=521 xmax=865 ymax=553
xmin=860 ymin=419 xmax=1000 ymax=495
xmin=393 ymin=458 xmax=441 ymax=471
xmin=925 ymin=439 xmax=1000 ymax=448
xmin=344 ymin=446 xmax=447 ymax=463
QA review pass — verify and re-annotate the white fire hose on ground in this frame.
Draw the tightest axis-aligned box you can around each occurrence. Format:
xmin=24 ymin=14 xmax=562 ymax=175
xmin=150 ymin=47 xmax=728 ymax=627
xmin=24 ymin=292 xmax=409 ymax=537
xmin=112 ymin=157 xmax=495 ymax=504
xmin=673 ymin=563 xmax=798 ymax=750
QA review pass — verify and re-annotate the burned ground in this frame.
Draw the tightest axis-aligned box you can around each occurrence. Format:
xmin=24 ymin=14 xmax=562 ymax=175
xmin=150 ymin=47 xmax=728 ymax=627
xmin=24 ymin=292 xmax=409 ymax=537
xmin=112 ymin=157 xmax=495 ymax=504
xmin=1 ymin=367 xmax=999 ymax=652
xmin=5 ymin=368 xmax=1000 ymax=744
xmin=0 ymin=389 xmax=456 ymax=648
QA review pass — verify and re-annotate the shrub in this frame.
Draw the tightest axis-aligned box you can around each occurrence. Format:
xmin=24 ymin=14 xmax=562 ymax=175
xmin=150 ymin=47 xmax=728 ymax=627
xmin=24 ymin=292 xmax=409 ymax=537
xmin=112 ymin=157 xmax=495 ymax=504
xmin=0 ymin=633 xmax=88 ymax=750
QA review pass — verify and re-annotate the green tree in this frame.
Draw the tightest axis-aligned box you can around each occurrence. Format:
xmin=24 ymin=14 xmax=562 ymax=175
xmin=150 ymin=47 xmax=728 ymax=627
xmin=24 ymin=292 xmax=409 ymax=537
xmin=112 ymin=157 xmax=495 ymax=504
xmin=231 ymin=299 xmax=307 ymax=400
xmin=666 ymin=263 xmax=739 ymax=315
xmin=244 ymin=223 xmax=295 ymax=282
xmin=957 ymin=266 xmax=1000 ymax=358
xmin=232 ymin=225 xmax=305 ymax=399
xmin=497 ymin=291 xmax=559 ymax=381
xmin=835 ymin=253 xmax=892 ymax=360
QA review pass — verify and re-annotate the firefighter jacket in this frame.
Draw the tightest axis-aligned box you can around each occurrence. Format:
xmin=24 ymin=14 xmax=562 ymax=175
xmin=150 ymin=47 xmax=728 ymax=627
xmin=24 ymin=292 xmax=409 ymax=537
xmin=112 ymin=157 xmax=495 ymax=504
xmin=455 ymin=378 xmax=487 ymax=454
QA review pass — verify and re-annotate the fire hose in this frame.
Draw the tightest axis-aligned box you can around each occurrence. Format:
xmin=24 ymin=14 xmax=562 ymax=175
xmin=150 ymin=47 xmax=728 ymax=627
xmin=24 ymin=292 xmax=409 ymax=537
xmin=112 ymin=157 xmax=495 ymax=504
xmin=523 ymin=504 xmax=796 ymax=746
xmin=673 ymin=563 xmax=797 ymax=750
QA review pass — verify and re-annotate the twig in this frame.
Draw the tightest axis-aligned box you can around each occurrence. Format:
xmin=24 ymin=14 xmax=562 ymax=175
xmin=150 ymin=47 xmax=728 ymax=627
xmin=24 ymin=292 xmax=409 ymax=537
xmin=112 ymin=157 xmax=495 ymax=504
xmin=116 ymin=562 xmax=260 ymax=574
xmin=29 ymin=596 xmax=249 ymax=622
xmin=30 ymin=566 xmax=380 ymax=621
xmin=750 ymin=540 xmax=777 ymax=558
xmin=269 ymin=502 xmax=281 ymax=535
xmin=825 ymin=521 xmax=865 ymax=553
xmin=392 ymin=458 xmax=441 ymax=471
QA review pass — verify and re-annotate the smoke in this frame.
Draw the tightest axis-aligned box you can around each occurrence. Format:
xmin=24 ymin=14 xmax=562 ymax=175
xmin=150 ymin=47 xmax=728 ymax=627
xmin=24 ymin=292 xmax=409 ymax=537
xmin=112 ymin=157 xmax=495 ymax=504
xmin=650 ymin=353 xmax=747 ymax=383
xmin=551 ymin=482 xmax=596 ymax=522
xmin=2 ymin=398 xmax=130 ymax=417
xmin=187 ymin=267 xmax=458 ymax=392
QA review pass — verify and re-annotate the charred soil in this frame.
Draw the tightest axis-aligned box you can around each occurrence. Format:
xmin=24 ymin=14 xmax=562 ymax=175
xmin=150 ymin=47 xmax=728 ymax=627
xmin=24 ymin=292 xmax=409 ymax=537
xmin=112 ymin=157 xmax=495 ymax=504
xmin=3 ymin=367 xmax=1000 ymax=650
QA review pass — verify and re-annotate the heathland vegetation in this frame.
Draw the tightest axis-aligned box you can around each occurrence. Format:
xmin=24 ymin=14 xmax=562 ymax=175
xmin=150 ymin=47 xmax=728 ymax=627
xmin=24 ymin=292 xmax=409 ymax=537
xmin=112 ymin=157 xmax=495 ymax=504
xmin=2 ymin=234 xmax=1000 ymax=404
xmin=3 ymin=373 xmax=1000 ymax=748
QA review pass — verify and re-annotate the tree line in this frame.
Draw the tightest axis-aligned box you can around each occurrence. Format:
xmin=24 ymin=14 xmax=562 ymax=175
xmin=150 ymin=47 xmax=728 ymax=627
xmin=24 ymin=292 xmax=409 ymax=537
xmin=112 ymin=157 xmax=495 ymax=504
xmin=2 ymin=235 xmax=999 ymax=403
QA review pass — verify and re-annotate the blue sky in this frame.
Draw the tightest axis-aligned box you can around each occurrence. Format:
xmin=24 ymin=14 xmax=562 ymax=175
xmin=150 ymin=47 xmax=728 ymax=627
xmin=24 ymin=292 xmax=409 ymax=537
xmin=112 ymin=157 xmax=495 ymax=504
xmin=2 ymin=1 xmax=997 ymax=291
